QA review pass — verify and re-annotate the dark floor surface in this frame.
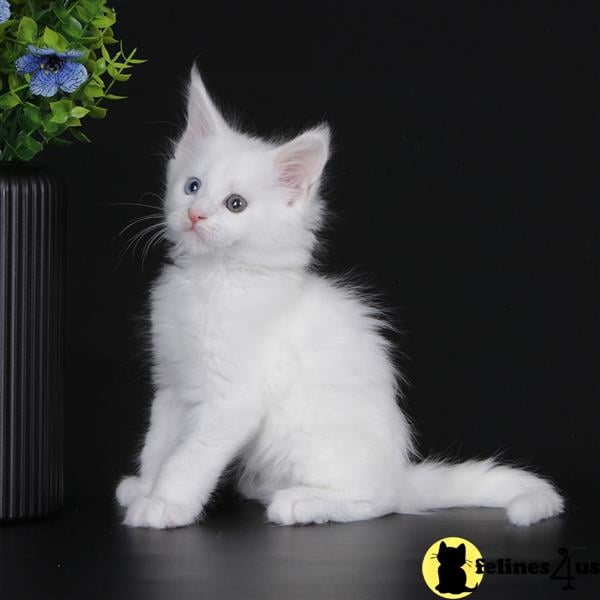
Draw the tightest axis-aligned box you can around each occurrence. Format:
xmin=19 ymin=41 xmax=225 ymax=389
xmin=1 ymin=494 xmax=598 ymax=600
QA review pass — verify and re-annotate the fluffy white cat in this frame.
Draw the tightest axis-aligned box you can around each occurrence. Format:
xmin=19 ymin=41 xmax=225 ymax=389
xmin=116 ymin=67 xmax=564 ymax=529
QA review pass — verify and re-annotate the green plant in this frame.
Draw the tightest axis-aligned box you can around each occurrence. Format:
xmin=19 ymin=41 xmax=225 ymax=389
xmin=0 ymin=0 xmax=145 ymax=161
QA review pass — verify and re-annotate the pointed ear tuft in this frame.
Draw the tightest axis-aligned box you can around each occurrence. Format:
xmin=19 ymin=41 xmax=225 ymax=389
xmin=185 ymin=66 xmax=228 ymax=137
xmin=274 ymin=125 xmax=330 ymax=202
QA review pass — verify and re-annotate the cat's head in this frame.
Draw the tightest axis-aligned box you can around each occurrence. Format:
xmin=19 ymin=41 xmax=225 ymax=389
xmin=437 ymin=542 xmax=466 ymax=567
xmin=164 ymin=67 xmax=330 ymax=267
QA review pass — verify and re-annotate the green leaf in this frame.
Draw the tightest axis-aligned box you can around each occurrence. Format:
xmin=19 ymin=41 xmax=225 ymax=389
xmin=113 ymin=72 xmax=131 ymax=82
xmin=55 ymin=7 xmax=71 ymax=24
xmin=70 ymin=106 xmax=89 ymax=118
xmin=43 ymin=119 xmax=67 ymax=136
xmin=17 ymin=16 xmax=38 ymax=44
xmin=70 ymin=129 xmax=92 ymax=143
xmin=15 ymin=145 xmax=36 ymax=161
xmin=81 ymin=33 xmax=101 ymax=44
xmin=104 ymin=94 xmax=126 ymax=101
xmin=50 ymin=98 xmax=74 ymax=114
xmin=83 ymin=83 xmax=103 ymax=98
xmin=87 ymin=26 xmax=103 ymax=46
xmin=0 ymin=22 xmax=13 ymax=46
xmin=42 ymin=27 xmax=69 ymax=52
xmin=100 ymin=44 xmax=111 ymax=62
xmin=14 ymin=133 xmax=44 ymax=160
xmin=92 ymin=12 xmax=116 ymax=29
xmin=76 ymin=1 xmax=99 ymax=21
xmin=24 ymin=104 xmax=43 ymax=128
xmin=8 ymin=73 xmax=18 ymax=92
xmin=22 ymin=135 xmax=43 ymax=154
xmin=49 ymin=99 xmax=74 ymax=123
xmin=42 ymin=27 xmax=60 ymax=47
xmin=123 ymin=51 xmax=146 ymax=66
xmin=88 ymin=105 xmax=107 ymax=119
xmin=49 ymin=137 xmax=71 ymax=148
xmin=0 ymin=48 xmax=12 ymax=68
xmin=94 ymin=58 xmax=107 ymax=74
xmin=50 ymin=114 xmax=69 ymax=124
xmin=82 ymin=0 xmax=101 ymax=14
xmin=107 ymin=65 xmax=131 ymax=81
xmin=63 ymin=17 xmax=83 ymax=40
xmin=0 ymin=93 xmax=21 ymax=109
xmin=90 ymin=74 xmax=105 ymax=86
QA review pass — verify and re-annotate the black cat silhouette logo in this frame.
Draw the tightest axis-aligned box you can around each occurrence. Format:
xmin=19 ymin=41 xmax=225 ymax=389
xmin=422 ymin=537 xmax=485 ymax=597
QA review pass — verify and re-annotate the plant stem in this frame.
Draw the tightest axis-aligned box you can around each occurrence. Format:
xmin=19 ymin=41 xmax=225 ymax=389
xmin=96 ymin=50 xmax=134 ymax=106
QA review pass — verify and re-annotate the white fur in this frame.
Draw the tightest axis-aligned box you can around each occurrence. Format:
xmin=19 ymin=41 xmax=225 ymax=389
xmin=116 ymin=68 xmax=564 ymax=529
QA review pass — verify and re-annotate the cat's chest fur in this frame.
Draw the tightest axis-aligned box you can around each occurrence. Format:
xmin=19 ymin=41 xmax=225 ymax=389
xmin=149 ymin=260 xmax=296 ymax=398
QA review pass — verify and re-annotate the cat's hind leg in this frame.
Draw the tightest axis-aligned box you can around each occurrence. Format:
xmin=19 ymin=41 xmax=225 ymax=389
xmin=266 ymin=486 xmax=393 ymax=525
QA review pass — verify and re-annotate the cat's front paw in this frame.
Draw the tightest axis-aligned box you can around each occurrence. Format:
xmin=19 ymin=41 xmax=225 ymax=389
xmin=124 ymin=495 xmax=198 ymax=529
xmin=116 ymin=476 xmax=151 ymax=508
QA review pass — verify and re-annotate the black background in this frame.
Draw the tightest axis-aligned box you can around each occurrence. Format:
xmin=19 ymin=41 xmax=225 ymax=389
xmin=41 ymin=2 xmax=598 ymax=513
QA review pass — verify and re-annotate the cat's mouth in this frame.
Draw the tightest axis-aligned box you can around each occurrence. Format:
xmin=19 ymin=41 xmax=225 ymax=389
xmin=181 ymin=225 xmax=213 ymax=250
xmin=185 ymin=225 xmax=204 ymax=237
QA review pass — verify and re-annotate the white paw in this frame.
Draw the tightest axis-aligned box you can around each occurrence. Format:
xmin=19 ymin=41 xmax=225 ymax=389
xmin=116 ymin=476 xmax=151 ymax=508
xmin=267 ymin=490 xmax=296 ymax=525
xmin=267 ymin=489 xmax=330 ymax=526
xmin=124 ymin=495 xmax=198 ymax=529
xmin=507 ymin=488 xmax=565 ymax=526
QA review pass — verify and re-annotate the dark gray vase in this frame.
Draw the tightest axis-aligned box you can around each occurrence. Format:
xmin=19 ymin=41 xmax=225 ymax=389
xmin=0 ymin=162 xmax=65 ymax=521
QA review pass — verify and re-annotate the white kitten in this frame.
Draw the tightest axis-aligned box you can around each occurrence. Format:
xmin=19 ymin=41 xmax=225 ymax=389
xmin=116 ymin=68 xmax=564 ymax=529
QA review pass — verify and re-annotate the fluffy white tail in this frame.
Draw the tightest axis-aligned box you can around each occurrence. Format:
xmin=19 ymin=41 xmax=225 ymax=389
xmin=400 ymin=459 xmax=564 ymax=526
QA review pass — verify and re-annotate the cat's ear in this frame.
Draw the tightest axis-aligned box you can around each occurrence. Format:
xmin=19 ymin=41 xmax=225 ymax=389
xmin=185 ymin=66 xmax=228 ymax=137
xmin=458 ymin=544 xmax=466 ymax=558
xmin=439 ymin=541 xmax=447 ymax=551
xmin=274 ymin=125 xmax=330 ymax=203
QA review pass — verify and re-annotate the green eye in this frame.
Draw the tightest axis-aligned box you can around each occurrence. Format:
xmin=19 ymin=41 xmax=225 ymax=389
xmin=224 ymin=194 xmax=248 ymax=213
xmin=184 ymin=177 xmax=202 ymax=195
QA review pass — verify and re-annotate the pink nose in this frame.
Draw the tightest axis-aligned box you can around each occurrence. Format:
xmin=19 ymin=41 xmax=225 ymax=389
xmin=188 ymin=208 xmax=207 ymax=226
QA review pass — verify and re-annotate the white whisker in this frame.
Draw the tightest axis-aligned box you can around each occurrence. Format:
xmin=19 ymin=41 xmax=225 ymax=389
xmin=116 ymin=222 xmax=165 ymax=269
xmin=107 ymin=202 xmax=161 ymax=210
xmin=140 ymin=191 xmax=165 ymax=203
xmin=141 ymin=228 xmax=167 ymax=269
xmin=118 ymin=214 xmax=164 ymax=238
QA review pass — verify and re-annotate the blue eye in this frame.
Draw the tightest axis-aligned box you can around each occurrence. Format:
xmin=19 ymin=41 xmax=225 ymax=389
xmin=184 ymin=177 xmax=202 ymax=195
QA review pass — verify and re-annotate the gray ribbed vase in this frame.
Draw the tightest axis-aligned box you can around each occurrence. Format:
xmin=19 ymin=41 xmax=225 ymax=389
xmin=0 ymin=162 xmax=65 ymax=521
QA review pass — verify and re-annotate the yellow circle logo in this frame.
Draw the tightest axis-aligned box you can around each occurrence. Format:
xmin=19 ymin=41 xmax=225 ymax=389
xmin=422 ymin=537 xmax=484 ymax=598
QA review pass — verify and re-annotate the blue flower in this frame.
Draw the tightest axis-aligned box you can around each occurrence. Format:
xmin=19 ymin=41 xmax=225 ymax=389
xmin=15 ymin=45 xmax=88 ymax=97
xmin=0 ymin=0 xmax=10 ymax=24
